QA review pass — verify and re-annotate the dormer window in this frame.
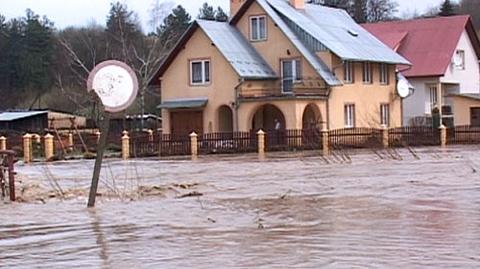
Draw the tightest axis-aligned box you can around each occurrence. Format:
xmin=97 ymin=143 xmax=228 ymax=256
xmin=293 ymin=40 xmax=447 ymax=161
xmin=250 ymin=15 xmax=267 ymax=41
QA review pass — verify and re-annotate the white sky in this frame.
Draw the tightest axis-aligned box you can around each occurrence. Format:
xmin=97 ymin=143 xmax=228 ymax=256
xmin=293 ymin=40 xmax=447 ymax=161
xmin=0 ymin=0 xmax=457 ymax=32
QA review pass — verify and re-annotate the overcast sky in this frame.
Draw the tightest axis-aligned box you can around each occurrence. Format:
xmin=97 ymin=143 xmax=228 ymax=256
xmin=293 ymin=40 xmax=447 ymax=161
xmin=0 ymin=0 xmax=454 ymax=32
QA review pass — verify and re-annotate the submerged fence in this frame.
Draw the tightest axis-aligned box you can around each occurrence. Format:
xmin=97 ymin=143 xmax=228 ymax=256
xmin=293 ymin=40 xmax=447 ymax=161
xmin=5 ymin=125 xmax=480 ymax=160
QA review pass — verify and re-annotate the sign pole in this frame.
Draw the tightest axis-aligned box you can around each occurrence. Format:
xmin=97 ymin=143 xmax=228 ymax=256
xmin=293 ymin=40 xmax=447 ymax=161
xmin=86 ymin=60 xmax=138 ymax=208
xmin=87 ymin=111 xmax=111 ymax=207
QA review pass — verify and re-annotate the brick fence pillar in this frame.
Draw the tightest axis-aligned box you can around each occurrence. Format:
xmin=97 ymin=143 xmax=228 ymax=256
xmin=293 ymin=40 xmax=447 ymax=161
xmin=439 ymin=125 xmax=447 ymax=147
xmin=23 ymin=133 xmax=32 ymax=163
xmin=257 ymin=129 xmax=265 ymax=154
xmin=122 ymin=131 xmax=130 ymax=160
xmin=382 ymin=125 xmax=389 ymax=148
xmin=190 ymin=132 xmax=198 ymax=157
xmin=321 ymin=128 xmax=329 ymax=155
xmin=44 ymin=133 xmax=54 ymax=161
xmin=68 ymin=132 xmax=74 ymax=152
xmin=0 ymin=136 xmax=6 ymax=151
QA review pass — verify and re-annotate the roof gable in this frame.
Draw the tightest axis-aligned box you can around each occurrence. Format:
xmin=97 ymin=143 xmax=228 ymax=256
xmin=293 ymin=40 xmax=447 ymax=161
xmin=363 ymin=15 xmax=480 ymax=78
xmin=149 ymin=20 xmax=276 ymax=85
xmin=232 ymin=0 xmax=342 ymax=86
xmin=265 ymin=0 xmax=410 ymax=65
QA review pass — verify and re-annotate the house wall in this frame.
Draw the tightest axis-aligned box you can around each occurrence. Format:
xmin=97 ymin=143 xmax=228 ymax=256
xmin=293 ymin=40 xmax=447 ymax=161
xmin=234 ymin=1 xmax=325 ymax=85
xmin=403 ymin=77 xmax=439 ymax=125
xmin=237 ymin=99 xmax=327 ymax=131
xmin=160 ymin=27 xmax=240 ymax=134
xmin=450 ymin=96 xmax=480 ymax=126
xmin=328 ymin=61 xmax=401 ymax=129
xmin=441 ymin=30 xmax=480 ymax=94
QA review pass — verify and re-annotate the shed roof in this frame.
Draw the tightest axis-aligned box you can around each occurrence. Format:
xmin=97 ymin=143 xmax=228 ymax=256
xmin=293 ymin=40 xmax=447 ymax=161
xmin=264 ymin=0 xmax=410 ymax=65
xmin=0 ymin=111 xmax=48 ymax=122
xmin=363 ymin=15 xmax=480 ymax=78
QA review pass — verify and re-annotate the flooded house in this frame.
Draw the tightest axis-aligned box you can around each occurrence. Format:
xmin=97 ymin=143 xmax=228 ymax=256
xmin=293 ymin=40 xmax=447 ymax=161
xmin=363 ymin=16 xmax=480 ymax=127
xmin=150 ymin=0 xmax=410 ymax=136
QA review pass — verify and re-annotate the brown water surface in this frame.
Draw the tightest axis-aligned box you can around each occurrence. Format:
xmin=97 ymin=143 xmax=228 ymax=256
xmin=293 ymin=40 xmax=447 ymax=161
xmin=1 ymin=147 xmax=480 ymax=268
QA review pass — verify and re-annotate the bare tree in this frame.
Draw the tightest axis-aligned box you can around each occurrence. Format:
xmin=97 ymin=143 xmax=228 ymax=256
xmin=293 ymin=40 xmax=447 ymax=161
xmin=367 ymin=0 xmax=398 ymax=22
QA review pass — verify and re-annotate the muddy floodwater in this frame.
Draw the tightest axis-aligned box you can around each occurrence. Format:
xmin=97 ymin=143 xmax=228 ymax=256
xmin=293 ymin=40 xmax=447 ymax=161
xmin=1 ymin=146 xmax=480 ymax=268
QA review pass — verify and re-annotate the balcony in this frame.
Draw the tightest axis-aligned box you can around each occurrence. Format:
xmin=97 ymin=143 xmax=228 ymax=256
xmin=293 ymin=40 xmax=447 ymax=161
xmin=238 ymin=77 xmax=329 ymax=100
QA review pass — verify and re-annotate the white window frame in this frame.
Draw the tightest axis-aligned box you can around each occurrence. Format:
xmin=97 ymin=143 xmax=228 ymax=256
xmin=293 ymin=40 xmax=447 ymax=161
xmin=344 ymin=61 xmax=354 ymax=83
xmin=380 ymin=103 xmax=390 ymax=127
xmin=379 ymin=63 xmax=389 ymax=85
xmin=281 ymin=58 xmax=302 ymax=93
xmin=250 ymin=15 xmax=267 ymax=41
xmin=344 ymin=104 xmax=355 ymax=128
xmin=454 ymin=50 xmax=465 ymax=70
xmin=427 ymin=84 xmax=438 ymax=113
xmin=190 ymin=59 xmax=210 ymax=85
xmin=363 ymin=62 xmax=373 ymax=84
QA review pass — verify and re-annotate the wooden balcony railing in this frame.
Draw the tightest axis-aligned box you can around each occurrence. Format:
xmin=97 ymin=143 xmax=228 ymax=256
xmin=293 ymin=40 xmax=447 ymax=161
xmin=238 ymin=78 xmax=329 ymax=100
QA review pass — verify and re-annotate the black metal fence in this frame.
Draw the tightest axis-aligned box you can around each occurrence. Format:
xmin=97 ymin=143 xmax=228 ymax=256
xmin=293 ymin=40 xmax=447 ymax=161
xmin=447 ymin=125 xmax=480 ymax=144
xmin=389 ymin=126 xmax=440 ymax=147
xmin=130 ymin=132 xmax=191 ymax=157
xmin=329 ymin=128 xmax=382 ymax=149
xmin=200 ymin=131 xmax=257 ymax=154
xmin=265 ymin=129 xmax=322 ymax=152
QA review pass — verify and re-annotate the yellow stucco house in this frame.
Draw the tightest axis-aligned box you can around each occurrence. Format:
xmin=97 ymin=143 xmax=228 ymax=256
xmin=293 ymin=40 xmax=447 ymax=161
xmin=150 ymin=0 xmax=410 ymax=135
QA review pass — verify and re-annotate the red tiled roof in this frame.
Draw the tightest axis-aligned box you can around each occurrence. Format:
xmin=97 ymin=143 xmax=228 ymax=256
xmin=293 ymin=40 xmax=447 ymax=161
xmin=362 ymin=15 xmax=480 ymax=78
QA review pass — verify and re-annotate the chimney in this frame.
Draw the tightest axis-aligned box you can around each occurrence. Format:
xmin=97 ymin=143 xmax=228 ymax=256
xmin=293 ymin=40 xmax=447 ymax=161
xmin=230 ymin=0 xmax=247 ymax=17
xmin=290 ymin=0 xmax=305 ymax=9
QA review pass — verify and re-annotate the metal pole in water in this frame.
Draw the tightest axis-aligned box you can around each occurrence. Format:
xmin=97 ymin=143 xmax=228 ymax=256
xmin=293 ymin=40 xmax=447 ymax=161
xmin=87 ymin=112 xmax=111 ymax=207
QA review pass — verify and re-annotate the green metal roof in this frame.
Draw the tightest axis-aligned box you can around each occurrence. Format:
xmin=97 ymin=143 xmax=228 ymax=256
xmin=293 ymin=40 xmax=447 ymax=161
xmin=157 ymin=98 xmax=208 ymax=109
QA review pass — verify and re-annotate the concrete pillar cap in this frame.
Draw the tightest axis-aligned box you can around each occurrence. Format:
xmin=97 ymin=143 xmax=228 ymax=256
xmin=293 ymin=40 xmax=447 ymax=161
xmin=23 ymin=133 xmax=32 ymax=138
xmin=44 ymin=133 xmax=54 ymax=138
xmin=257 ymin=129 xmax=265 ymax=135
xmin=189 ymin=132 xmax=198 ymax=137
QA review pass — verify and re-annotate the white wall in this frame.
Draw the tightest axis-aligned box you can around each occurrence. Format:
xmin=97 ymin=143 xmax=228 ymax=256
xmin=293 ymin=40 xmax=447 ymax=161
xmin=441 ymin=30 xmax=480 ymax=94
xmin=403 ymin=30 xmax=480 ymax=125
xmin=403 ymin=77 xmax=438 ymax=125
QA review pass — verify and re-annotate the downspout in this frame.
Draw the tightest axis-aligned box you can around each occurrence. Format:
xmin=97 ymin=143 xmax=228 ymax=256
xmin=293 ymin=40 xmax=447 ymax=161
xmin=233 ymin=78 xmax=245 ymax=132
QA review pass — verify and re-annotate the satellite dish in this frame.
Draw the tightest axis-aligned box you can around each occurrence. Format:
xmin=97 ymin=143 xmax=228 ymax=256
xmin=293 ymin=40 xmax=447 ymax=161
xmin=87 ymin=60 xmax=138 ymax=113
xmin=397 ymin=78 xmax=411 ymax=98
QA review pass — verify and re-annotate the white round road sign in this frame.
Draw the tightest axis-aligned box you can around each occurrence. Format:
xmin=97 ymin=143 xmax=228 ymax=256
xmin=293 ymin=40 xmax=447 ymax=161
xmin=87 ymin=60 xmax=138 ymax=113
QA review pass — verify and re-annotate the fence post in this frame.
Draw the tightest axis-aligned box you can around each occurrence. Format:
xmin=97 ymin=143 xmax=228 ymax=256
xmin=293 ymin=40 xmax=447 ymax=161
xmin=95 ymin=130 xmax=101 ymax=144
xmin=23 ymin=133 xmax=32 ymax=163
xmin=190 ymin=132 xmax=198 ymax=157
xmin=44 ymin=133 xmax=54 ymax=161
xmin=68 ymin=132 xmax=74 ymax=152
xmin=439 ymin=124 xmax=447 ymax=147
xmin=382 ymin=125 xmax=389 ymax=148
xmin=257 ymin=129 xmax=265 ymax=154
xmin=122 ymin=131 xmax=130 ymax=160
xmin=0 ymin=136 xmax=6 ymax=151
xmin=321 ymin=128 xmax=329 ymax=155
xmin=147 ymin=129 xmax=154 ymax=143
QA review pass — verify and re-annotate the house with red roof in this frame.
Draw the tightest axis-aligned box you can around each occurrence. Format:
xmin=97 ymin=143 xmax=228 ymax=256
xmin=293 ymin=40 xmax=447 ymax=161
xmin=363 ymin=15 xmax=480 ymax=126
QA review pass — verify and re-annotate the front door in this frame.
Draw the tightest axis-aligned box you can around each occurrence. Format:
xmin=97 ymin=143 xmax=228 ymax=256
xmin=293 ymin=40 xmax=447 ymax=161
xmin=470 ymin=108 xmax=480 ymax=126
xmin=170 ymin=111 xmax=203 ymax=136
